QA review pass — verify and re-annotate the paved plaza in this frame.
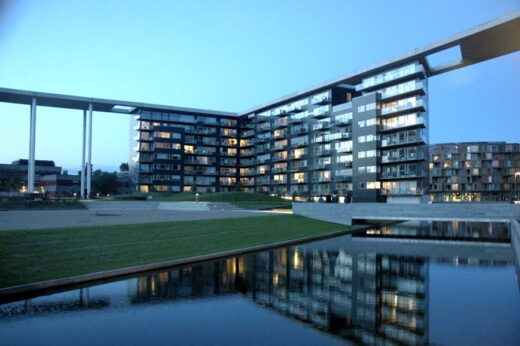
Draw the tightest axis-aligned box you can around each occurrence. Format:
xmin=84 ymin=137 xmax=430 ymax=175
xmin=0 ymin=201 xmax=278 ymax=230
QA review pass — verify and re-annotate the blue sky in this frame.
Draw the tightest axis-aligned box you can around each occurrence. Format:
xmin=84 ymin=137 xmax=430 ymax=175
xmin=0 ymin=0 xmax=519 ymax=173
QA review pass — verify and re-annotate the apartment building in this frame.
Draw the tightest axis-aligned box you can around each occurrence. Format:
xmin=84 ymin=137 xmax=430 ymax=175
xmin=132 ymin=61 xmax=429 ymax=202
xmin=429 ymin=142 xmax=520 ymax=202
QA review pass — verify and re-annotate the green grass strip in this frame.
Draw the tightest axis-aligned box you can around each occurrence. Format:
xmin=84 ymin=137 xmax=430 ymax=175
xmin=0 ymin=214 xmax=347 ymax=288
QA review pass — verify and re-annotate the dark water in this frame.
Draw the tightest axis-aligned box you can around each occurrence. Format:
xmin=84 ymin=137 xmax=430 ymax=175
xmin=1 ymin=221 xmax=519 ymax=346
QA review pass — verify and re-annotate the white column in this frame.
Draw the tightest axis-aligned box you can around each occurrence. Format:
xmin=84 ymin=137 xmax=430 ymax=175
xmin=28 ymin=98 xmax=37 ymax=193
xmin=86 ymin=103 xmax=93 ymax=198
xmin=80 ymin=110 xmax=87 ymax=198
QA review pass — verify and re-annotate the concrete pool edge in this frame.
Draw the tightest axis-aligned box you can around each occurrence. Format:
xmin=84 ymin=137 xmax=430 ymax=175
xmin=0 ymin=225 xmax=370 ymax=303
xmin=511 ymin=219 xmax=520 ymax=285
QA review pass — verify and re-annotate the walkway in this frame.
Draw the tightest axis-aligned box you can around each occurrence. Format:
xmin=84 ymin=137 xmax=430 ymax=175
xmin=0 ymin=201 xmax=270 ymax=231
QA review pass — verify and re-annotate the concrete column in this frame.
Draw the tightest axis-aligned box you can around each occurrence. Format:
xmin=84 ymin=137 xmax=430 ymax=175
xmin=28 ymin=98 xmax=37 ymax=193
xmin=80 ymin=110 xmax=87 ymax=198
xmin=86 ymin=103 xmax=93 ymax=198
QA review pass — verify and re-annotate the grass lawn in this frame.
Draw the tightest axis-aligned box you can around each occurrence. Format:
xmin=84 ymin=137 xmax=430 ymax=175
xmin=0 ymin=199 xmax=86 ymax=211
xmin=0 ymin=214 xmax=348 ymax=289
xmin=150 ymin=192 xmax=293 ymax=210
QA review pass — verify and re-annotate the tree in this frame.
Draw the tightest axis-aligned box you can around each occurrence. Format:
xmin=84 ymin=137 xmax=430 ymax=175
xmin=92 ymin=169 xmax=118 ymax=195
xmin=0 ymin=171 xmax=22 ymax=192
xmin=119 ymin=163 xmax=129 ymax=172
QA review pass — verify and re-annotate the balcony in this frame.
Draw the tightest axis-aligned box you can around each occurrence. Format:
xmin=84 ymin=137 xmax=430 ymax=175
xmin=380 ymin=171 xmax=422 ymax=180
xmin=380 ymin=80 xmax=426 ymax=100
xmin=312 ymin=122 xmax=333 ymax=131
xmin=256 ymin=124 xmax=271 ymax=133
xmin=309 ymin=163 xmax=331 ymax=170
xmin=381 ymin=152 xmax=425 ymax=163
xmin=288 ymin=164 xmax=307 ymax=172
xmin=381 ymin=187 xmax=425 ymax=196
xmin=335 ymin=174 xmax=352 ymax=181
xmin=272 ymin=155 xmax=288 ymax=162
xmin=311 ymin=95 xmax=329 ymax=105
xmin=291 ymin=141 xmax=308 ymax=148
xmin=273 ymin=119 xmax=289 ymax=128
xmin=256 ymin=136 xmax=270 ymax=143
xmin=273 ymin=179 xmax=287 ymax=185
xmin=380 ymin=116 xmax=426 ymax=132
xmin=240 ymin=159 xmax=256 ymax=167
xmin=272 ymin=167 xmax=288 ymax=173
xmin=240 ymin=149 xmax=255 ymax=157
xmin=291 ymin=178 xmax=308 ymax=184
xmin=311 ymin=176 xmax=331 ymax=183
xmin=289 ymin=115 xmax=306 ymax=124
xmin=356 ymin=63 xmax=425 ymax=91
xmin=291 ymin=127 xmax=309 ymax=135
xmin=311 ymin=111 xmax=329 ymax=119
xmin=273 ymin=144 xmax=288 ymax=151
xmin=313 ymin=149 xmax=332 ymax=157
xmin=288 ymin=154 xmax=307 ymax=160
xmin=381 ymin=98 xmax=426 ymax=116
xmin=380 ymin=134 xmax=426 ymax=148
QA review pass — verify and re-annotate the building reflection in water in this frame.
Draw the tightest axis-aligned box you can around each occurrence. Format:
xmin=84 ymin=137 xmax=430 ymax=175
xmin=358 ymin=220 xmax=510 ymax=243
xmin=129 ymin=246 xmax=429 ymax=345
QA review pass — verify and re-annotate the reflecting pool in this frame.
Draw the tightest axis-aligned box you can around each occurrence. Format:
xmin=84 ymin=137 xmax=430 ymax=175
xmin=1 ymin=221 xmax=519 ymax=345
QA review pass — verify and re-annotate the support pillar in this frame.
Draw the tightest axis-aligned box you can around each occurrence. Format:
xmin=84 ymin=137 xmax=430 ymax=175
xmin=86 ymin=103 xmax=93 ymax=198
xmin=28 ymin=98 xmax=37 ymax=193
xmin=80 ymin=110 xmax=87 ymax=198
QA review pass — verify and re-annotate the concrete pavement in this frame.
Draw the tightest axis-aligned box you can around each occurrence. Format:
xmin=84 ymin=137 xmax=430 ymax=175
xmin=0 ymin=201 xmax=276 ymax=231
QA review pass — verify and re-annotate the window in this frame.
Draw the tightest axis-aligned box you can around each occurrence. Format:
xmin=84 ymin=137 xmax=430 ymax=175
xmin=359 ymin=181 xmax=381 ymax=189
xmin=366 ymin=118 xmax=377 ymax=126
xmin=366 ymin=103 xmax=376 ymax=111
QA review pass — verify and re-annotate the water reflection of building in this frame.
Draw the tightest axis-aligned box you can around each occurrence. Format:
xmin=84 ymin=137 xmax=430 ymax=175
xmin=252 ymin=248 xmax=428 ymax=345
xmin=361 ymin=220 xmax=511 ymax=243
xmin=128 ymin=246 xmax=429 ymax=345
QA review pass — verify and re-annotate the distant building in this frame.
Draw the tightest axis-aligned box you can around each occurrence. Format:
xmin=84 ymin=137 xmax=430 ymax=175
xmin=39 ymin=174 xmax=81 ymax=196
xmin=428 ymin=142 xmax=520 ymax=202
xmin=0 ymin=159 xmax=61 ymax=176
xmin=0 ymin=159 xmax=62 ymax=192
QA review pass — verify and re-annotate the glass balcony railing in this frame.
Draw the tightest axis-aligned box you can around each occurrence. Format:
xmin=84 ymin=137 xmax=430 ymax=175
xmin=381 ymin=98 xmax=426 ymax=116
xmin=311 ymin=176 xmax=331 ymax=183
xmin=356 ymin=63 xmax=424 ymax=91
xmin=381 ymin=152 xmax=425 ymax=163
xmin=381 ymin=187 xmax=425 ymax=196
xmin=380 ymin=133 xmax=426 ymax=147
xmin=380 ymin=116 xmax=425 ymax=131
xmin=380 ymin=80 xmax=425 ymax=99
xmin=309 ymin=162 xmax=331 ymax=170
xmin=380 ymin=171 xmax=422 ymax=179
xmin=311 ymin=94 xmax=329 ymax=105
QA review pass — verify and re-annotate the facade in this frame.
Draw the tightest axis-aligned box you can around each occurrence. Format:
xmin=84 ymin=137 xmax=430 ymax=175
xmin=131 ymin=109 xmax=240 ymax=194
xmin=132 ymin=62 xmax=429 ymax=202
xmin=429 ymin=142 xmax=520 ymax=202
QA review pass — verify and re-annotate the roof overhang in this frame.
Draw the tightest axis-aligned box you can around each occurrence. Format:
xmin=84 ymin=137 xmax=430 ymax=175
xmin=0 ymin=87 xmax=238 ymax=117
xmin=240 ymin=10 xmax=520 ymax=115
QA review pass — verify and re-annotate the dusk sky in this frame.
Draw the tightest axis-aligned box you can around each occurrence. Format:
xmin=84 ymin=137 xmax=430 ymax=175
xmin=0 ymin=0 xmax=518 ymax=173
